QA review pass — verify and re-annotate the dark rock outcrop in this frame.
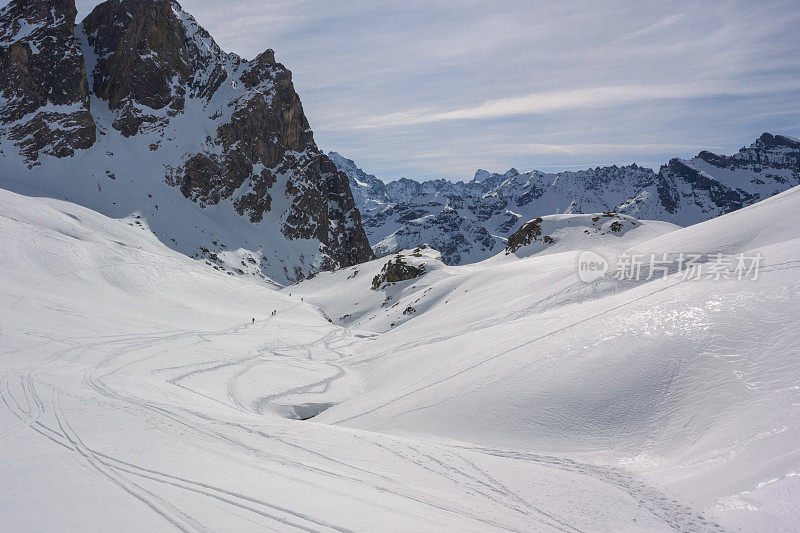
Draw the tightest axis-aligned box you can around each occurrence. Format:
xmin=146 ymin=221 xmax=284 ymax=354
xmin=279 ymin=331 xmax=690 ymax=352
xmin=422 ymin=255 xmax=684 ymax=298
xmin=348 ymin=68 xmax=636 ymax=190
xmin=371 ymin=255 xmax=426 ymax=290
xmin=0 ymin=0 xmax=95 ymax=162
xmin=506 ymin=217 xmax=543 ymax=253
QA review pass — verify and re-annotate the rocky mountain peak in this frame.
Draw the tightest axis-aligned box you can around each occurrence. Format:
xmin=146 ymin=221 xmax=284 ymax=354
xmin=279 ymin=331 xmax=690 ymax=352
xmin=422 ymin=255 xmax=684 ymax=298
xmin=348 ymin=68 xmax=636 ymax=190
xmin=0 ymin=0 xmax=373 ymax=284
xmin=691 ymin=132 xmax=800 ymax=176
xmin=757 ymin=132 xmax=800 ymax=150
xmin=472 ymin=169 xmax=491 ymax=182
xmin=80 ymin=0 xmax=236 ymax=136
xmin=327 ymin=151 xmax=389 ymax=217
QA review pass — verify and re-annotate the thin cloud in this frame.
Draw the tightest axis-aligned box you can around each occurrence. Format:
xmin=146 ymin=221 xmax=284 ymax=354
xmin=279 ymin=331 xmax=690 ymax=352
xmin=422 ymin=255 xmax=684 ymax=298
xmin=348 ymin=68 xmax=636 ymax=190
xmin=619 ymin=13 xmax=685 ymax=41
xmin=348 ymin=80 xmax=800 ymax=129
xmin=510 ymin=143 xmax=704 ymax=156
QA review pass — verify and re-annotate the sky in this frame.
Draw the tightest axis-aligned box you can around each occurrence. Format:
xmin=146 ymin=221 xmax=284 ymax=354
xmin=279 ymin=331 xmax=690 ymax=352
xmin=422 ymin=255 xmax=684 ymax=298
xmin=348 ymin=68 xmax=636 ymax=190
xmin=59 ymin=1 xmax=800 ymax=179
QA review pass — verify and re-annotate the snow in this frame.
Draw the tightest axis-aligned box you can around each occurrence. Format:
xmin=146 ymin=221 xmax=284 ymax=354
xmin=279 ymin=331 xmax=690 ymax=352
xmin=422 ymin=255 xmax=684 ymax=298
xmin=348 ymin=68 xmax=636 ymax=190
xmin=292 ymin=187 xmax=800 ymax=531
xmin=0 ymin=18 xmax=38 ymax=47
xmin=1 ymin=183 xmax=799 ymax=531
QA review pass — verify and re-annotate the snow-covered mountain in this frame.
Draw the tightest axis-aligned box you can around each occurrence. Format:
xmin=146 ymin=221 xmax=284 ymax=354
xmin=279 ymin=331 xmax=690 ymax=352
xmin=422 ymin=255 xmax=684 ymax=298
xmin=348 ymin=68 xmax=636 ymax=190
xmin=0 ymin=0 xmax=372 ymax=284
xmin=327 ymin=151 xmax=389 ymax=219
xmin=331 ymin=133 xmax=800 ymax=264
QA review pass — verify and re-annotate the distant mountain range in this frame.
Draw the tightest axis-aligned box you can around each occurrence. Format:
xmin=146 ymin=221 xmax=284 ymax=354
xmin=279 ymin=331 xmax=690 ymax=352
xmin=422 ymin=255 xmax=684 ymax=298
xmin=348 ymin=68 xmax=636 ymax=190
xmin=330 ymin=133 xmax=800 ymax=264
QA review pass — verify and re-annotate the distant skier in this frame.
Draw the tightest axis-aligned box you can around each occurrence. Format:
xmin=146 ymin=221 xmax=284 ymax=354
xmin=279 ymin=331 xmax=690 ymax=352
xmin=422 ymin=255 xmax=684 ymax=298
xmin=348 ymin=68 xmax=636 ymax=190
xmin=251 ymin=317 xmax=255 ymax=324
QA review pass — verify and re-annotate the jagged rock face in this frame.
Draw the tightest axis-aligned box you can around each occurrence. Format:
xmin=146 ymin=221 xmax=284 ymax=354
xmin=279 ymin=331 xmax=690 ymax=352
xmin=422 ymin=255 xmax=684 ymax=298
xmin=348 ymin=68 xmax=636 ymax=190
xmin=284 ymin=154 xmax=373 ymax=270
xmin=0 ymin=0 xmax=95 ymax=162
xmin=656 ymin=159 xmax=752 ymax=214
xmin=82 ymin=0 xmax=230 ymax=128
xmin=335 ymin=135 xmax=800 ymax=266
xmin=0 ymin=0 xmax=372 ymax=284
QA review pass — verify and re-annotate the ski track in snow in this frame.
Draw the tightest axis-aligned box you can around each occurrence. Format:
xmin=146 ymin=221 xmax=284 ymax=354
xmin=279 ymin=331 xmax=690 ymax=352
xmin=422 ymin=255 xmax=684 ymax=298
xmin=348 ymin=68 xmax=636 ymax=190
xmin=0 ymin=314 xmax=722 ymax=532
xmin=1 ymin=328 xmax=550 ymax=531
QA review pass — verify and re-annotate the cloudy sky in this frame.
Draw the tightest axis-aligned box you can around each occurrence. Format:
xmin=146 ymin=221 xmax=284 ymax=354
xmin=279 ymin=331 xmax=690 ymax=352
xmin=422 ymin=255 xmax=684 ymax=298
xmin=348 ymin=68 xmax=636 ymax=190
xmin=72 ymin=0 xmax=800 ymax=179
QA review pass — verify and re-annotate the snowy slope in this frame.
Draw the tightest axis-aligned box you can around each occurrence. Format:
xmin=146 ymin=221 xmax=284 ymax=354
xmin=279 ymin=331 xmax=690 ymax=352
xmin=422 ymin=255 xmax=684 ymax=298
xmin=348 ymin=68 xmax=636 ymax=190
xmin=2 ymin=184 xmax=799 ymax=531
xmin=0 ymin=186 xmax=725 ymax=532
xmin=294 ymin=215 xmax=679 ymax=332
xmin=502 ymin=212 xmax=675 ymax=259
xmin=333 ymin=134 xmax=800 ymax=265
xmin=292 ymin=189 xmax=800 ymax=532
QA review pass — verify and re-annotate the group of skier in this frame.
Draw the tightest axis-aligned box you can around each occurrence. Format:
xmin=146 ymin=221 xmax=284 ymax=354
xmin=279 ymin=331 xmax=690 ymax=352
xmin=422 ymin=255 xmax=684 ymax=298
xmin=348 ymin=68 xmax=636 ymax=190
xmin=251 ymin=309 xmax=277 ymax=324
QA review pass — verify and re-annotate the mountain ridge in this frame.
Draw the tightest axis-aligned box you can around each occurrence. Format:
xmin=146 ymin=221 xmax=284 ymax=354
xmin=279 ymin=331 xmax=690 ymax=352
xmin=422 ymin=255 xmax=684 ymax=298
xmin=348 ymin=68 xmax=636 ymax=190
xmin=330 ymin=132 xmax=800 ymax=264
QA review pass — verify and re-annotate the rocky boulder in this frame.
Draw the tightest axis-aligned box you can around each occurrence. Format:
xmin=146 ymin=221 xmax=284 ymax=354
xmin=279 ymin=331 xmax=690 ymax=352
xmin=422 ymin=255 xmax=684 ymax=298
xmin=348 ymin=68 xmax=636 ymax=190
xmin=372 ymin=253 xmax=427 ymax=290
